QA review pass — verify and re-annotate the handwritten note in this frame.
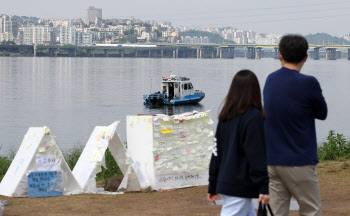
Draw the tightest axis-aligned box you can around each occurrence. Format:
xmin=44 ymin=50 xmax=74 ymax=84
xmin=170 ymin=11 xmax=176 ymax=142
xmin=28 ymin=171 xmax=63 ymax=197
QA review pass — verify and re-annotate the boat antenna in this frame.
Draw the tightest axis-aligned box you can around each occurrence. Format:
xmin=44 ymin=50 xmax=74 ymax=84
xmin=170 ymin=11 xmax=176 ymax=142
xmin=150 ymin=78 xmax=152 ymax=93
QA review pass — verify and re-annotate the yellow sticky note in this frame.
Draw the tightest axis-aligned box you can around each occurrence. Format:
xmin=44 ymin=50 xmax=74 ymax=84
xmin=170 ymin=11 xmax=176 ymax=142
xmin=146 ymin=125 xmax=151 ymax=131
xmin=38 ymin=147 xmax=46 ymax=153
xmin=161 ymin=128 xmax=173 ymax=134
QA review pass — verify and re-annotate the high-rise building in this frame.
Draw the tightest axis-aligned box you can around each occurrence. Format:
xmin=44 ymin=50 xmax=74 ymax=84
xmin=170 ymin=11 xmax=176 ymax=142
xmin=60 ymin=26 xmax=76 ymax=45
xmin=87 ymin=6 xmax=102 ymax=22
xmin=21 ymin=25 xmax=53 ymax=45
xmin=0 ymin=15 xmax=18 ymax=39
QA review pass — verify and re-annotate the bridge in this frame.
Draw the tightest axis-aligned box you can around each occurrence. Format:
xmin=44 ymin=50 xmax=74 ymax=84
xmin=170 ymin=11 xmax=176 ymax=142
xmin=0 ymin=44 xmax=349 ymax=60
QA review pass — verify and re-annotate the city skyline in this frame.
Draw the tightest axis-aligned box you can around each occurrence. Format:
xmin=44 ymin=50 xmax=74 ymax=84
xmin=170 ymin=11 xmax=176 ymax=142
xmin=1 ymin=0 xmax=350 ymax=36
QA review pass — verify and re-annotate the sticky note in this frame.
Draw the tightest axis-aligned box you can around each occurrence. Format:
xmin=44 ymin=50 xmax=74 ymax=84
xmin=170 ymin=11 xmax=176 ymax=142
xmin=160 ymin=141 xmax=166 ymax=146
xmin=208 ymin=131 xmax=214 ymax=137
xmin=146 ymin=125 xmax=151 ymax=131
xmin=196 ymin=166 xmax=202 ymax=172
xmin=161 ymin=128 xmax=173 ymax=134
xmin=180 ymin=131 xmax=186 ymax=138
xmin=99 ymin=139 xmax=109 ymax=149
xmin=162 ymin=117 xmax=170 ymax=121
xmin=172 ymin=166 xmax=179 ymax=171
xmin=154 ymin=133 xmax=160 ymax=138
xmin=196 ymin=127 xmax=202 ymax=133
xmin=155 ymin=155 xmax=160 ymax=162
xmin=208 ymin=119 xmax=214 ymax=125
xmin=186 ymin=148 xmax=191 ymax=154
xmin=167 ymin=146 xmax=173 ymax=151
xmin=39 ymin=147 xmax=46 ymax=153
xmin=153 ymin=140 xmax=159 ymax=147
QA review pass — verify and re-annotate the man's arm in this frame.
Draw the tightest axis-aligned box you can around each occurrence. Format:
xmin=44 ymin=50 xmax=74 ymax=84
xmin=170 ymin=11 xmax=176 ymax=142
xmin=309 ymin=77 xmax=327 ymax=120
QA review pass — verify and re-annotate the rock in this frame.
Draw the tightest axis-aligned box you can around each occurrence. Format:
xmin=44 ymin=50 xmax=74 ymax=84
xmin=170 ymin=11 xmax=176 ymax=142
xmin=104 ymin=176 xmax=124 ymax=192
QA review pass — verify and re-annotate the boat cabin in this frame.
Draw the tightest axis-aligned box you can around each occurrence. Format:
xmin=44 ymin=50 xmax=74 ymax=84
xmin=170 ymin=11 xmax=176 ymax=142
xmin=162 ymin=75 xmax=194 ymax=100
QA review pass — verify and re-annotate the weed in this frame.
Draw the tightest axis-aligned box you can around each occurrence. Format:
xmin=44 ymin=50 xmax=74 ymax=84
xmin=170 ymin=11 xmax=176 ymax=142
xmin=318 ymin=130 xmax=350 ymax=161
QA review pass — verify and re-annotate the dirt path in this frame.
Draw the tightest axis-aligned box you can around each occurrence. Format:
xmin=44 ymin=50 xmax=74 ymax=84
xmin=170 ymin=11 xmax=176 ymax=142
xmin=1 ymin=160 xmax=349 ymax=216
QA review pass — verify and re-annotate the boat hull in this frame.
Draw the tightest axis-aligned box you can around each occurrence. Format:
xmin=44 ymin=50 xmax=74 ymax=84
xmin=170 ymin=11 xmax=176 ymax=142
xmin=144 ymin=93 xmax=205 ymax=106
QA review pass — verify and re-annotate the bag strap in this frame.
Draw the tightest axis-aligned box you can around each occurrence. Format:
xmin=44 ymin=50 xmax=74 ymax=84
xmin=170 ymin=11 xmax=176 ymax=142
xmin=258 ymin=203 xmax=274 ymax=216
xmin=267 ymin=204 xmax=274 ymax=216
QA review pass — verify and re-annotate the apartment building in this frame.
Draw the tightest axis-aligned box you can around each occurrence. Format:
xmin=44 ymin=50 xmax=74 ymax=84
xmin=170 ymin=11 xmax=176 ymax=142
xmin=20 ymin=25 xmax=53 ymax=45
xmin=60 ymin=26 xmax=76 ymax=45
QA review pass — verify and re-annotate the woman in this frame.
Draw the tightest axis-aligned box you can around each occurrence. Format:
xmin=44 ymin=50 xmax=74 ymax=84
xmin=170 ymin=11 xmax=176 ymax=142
xmin=208 ymin=70 xmax=269 ymax=216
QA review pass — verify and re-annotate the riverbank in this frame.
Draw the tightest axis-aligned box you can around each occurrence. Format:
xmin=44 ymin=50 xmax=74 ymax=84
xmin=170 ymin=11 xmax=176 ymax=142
xmin=0 ymin=159 xmax=349 ymax=215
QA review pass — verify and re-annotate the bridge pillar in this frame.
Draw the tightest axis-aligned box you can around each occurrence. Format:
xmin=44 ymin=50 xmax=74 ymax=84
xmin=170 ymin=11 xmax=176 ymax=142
xmin=274 ymin=48 xmax=279 ymax=59
xmin=336 ymin=50 xmax=341 ymax=59
xmin=33 ymin=45 xmax=37 ymax=57
xmin=348 ymin=49 xmax=350 ymax=60
xmin=87 ymin=49 xmax=95 ymax=57
xmin=120 ymin=50 xmax=124 ymax=57
xmin=176 ymin=48 xmax=179 ymax=58
xmin=219 ymin=48 xmax=222 ymax=59
xmin=313 ymin=48 xmax=320 ymax=60
xmin=200 ymin=48 xmax=203 ymax=58
xmin=49 ymin=48 xmax=57 ymax=57
xmin=160 ymin=50 xmax=163 ymax=58
xmin=326 ymin=48 xmax=336 ymax=60
xmin=227 ymin=48 xmax=234 ymax=59
xmin=68 ymin=49 xmax=76 ymax=57
xmin=104 ymin=49 xmax=109 ymax=57
xmin=149 ymin=50 xmax=151 ymax=58
xmin=256 ymin=48 xmax=262 ymax=59
xmin=173 ymin=49 xmax=176 ymax=58
xmin=211 ymin=50 xmax=215 ymax=58
xmin=135 ymin=50 xmax=138 ymax=57
xmin=247 ymin=47 xmax=255 ymax=59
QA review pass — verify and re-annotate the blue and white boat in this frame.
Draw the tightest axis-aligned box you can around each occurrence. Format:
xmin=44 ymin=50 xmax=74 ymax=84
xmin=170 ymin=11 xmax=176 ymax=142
xmin=143 ymin=75 xmax=205 ymax=105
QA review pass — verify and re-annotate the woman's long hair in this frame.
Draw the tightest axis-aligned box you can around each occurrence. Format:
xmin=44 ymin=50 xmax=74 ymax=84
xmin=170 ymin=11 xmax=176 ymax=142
xmin=219 ymin=70 xmax=265 ymax=121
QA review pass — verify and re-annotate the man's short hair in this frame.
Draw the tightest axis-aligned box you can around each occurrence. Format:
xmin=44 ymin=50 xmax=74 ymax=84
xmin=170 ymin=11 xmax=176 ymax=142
xmin=279 ymin=34 xmax=308 ymax=63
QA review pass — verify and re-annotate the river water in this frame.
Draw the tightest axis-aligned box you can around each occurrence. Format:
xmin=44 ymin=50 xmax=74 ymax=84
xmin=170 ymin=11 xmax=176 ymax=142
xmin=0 ymin=57 xmax=349 ymax=154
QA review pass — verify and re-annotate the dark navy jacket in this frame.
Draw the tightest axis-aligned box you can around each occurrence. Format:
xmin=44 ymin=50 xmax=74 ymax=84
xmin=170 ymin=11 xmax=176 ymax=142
xmin=208 ymin=109 xmax=269 ymax=197
xmin=263 ymin=67 xmax=327 ymax=166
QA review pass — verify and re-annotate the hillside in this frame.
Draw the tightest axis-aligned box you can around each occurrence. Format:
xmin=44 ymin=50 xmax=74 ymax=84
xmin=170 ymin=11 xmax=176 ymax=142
xmin=179 ymin=30 xmax=234 ymax=44
xmin=305 ymin=33 xmax=350 ymax=45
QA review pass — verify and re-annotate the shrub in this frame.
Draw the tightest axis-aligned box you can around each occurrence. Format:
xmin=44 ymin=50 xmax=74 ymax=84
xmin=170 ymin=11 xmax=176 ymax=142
xmin=62 ymin=147 xmax=122 ymax=180
xmin=318 ymin=130 xmax=350 ymax=161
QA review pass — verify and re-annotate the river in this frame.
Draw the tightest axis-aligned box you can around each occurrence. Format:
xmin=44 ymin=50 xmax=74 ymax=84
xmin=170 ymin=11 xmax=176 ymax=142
xmin=0 ymin=57 xmax=349 ymax=154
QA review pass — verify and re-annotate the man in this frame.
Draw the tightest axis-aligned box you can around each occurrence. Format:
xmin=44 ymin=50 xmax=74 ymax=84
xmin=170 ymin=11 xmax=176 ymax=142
xmin=263 ymin=34 xmax=327 ymax=216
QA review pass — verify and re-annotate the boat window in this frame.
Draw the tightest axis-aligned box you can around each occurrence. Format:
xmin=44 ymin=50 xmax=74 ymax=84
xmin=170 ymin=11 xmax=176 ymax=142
xmin=175 ymin=84 xmax=178 ymax=88
xmin=184 ymin=84 xmax=188 ymax=90
xmin=163 ymin=86 xmax=166 ymax=92
xmin=189 ymin=83 xmax=193 ymax=89
xmin=181 ymin=84 xmax=184 ymax=89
